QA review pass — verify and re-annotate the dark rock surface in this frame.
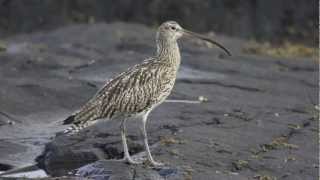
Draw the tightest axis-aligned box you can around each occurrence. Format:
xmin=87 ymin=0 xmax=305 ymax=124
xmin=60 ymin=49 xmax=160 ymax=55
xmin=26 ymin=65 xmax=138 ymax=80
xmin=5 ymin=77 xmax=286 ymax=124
xmin=0 ymin=22 xmax=318 ymax=179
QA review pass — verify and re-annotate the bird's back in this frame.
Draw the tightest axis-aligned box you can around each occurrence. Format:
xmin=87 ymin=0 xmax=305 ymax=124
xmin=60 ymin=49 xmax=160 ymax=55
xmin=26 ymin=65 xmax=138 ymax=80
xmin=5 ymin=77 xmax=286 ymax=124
xmin=63 ymin=58 xmax=177 ymax=132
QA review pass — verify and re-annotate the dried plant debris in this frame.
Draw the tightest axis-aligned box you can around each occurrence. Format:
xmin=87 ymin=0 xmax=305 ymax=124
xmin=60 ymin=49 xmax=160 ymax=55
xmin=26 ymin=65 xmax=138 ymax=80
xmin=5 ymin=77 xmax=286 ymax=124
xmin=227 ymin=109 xmax=253 ymax=121
xmin=182 ymin=165 xmax=194 ymax=180
xmin=243 ymin=40 xmax=317 ymax=58
xmin=231 ymin=159 xmax=250 ymax=171
xmin=254 ymin=175 xmax=278 ymax=180
xmin=284 ymin=156 xmax=296 ymax=163
xmin=169 ymin=149 xmax=180 ymax=156
xmin=261 ymin=136 xmax=299 ymax=151
xmin=287 ymin=124 xmax=301 ymax=130
xmin=306 ymin=105 xmax=320 ymax=121
xmin=159 ymin=136 xmax=187 ymax=146
xmin=0 ymin=41 xmax=7 ymax=52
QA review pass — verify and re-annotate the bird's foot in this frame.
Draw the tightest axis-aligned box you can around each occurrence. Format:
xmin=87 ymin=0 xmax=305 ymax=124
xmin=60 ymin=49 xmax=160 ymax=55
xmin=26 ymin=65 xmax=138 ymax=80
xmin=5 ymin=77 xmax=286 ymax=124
xmin=122 ymin=157 xmax=143 ymax=165
xmin=146 ymin=160 xmax=165 ymax=167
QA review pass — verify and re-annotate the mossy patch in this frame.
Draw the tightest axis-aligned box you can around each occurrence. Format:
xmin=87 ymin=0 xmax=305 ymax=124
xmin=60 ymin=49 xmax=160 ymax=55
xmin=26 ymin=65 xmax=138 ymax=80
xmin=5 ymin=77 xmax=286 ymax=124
xmin=232 ymin=159 xmax=250 ymax=171
xmin=253 ymin=175 xmax=277 ymax=180
xmin=243 ymin=40 xmax=317 ymax=59
xmin=159 ymin=136 xmax=186 ymax=146
xmin=0 ymin=41 xmax=7 ymax=52
xmin=261 ymin=136 xmax=299 ymax=151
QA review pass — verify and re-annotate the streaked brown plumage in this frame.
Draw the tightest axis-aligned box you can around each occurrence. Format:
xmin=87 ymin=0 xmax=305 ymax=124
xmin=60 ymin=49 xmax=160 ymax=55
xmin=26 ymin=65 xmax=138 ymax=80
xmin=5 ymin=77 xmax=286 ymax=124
xmin=65 ymin=57 xmax=178 ymax=126
xmin=63 ymin=21 xmax=230 ymax=166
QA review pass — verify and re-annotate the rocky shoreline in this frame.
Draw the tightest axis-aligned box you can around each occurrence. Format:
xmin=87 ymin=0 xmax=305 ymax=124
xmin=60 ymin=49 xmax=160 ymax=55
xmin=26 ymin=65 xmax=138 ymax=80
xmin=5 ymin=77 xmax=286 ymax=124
xmin=0 ymin=22 xmax=318 ymax=179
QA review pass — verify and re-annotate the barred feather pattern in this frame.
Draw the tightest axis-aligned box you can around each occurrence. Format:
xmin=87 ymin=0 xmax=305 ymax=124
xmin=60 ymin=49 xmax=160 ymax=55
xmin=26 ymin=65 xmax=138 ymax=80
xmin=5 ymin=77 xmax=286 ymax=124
xmin=63 ymin=38 xmax=181 ymax=135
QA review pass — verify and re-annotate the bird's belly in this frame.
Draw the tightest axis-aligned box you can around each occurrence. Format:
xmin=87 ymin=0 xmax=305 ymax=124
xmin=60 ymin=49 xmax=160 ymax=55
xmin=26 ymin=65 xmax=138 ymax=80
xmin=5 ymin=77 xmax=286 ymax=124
xmin=130 ymin=84 xmax=174 ymax=118
xmin=111 ymin=76 xmax=176 ymax=119
xmin=152 ymin=80 xmax=175 ymax=106
xmin=130 ymin=97 xmax=166 ymax=119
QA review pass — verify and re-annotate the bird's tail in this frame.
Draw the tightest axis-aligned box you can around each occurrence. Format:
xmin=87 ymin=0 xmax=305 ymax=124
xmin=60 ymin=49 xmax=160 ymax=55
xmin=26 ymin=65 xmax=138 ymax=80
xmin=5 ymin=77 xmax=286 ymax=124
xmin=63 ymin=114 xmax=76 ymax=125
xmin=60 ymin=98 xmax=103 ymax=135
xmin=62 ymin=120 xmax=99 ymax=135
xmin=61 ymin=114 xmax=81 ymax=135
xmin=61 ymin=110 xmax=99 ymax=135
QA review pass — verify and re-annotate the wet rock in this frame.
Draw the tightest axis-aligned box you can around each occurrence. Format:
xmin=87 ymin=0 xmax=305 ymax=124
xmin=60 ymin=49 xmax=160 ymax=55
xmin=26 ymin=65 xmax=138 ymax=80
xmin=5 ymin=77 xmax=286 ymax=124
xmin=36 ymin=128 xmax=184 ymax=179
xmin=73 ymin=160 xmax=184 ymax=180
xmin=0 ymin=22 xmax=317 ymax=179
xmin=35 ymin=120 xmax=150 ymax=176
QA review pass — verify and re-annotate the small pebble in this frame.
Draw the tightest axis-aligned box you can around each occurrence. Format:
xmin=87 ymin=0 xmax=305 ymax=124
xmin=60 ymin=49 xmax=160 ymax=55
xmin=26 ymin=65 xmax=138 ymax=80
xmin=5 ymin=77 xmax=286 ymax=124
xmin=198 ymin=96 xmax=208 ymax=102
xmin=7 ymin=120 xmax=15 ymax=125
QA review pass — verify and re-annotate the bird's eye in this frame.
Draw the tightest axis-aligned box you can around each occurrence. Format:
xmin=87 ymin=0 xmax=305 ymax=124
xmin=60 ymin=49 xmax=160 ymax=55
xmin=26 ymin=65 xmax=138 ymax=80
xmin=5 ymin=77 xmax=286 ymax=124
xmin=170 ymin=26 xmax=176 ymax=30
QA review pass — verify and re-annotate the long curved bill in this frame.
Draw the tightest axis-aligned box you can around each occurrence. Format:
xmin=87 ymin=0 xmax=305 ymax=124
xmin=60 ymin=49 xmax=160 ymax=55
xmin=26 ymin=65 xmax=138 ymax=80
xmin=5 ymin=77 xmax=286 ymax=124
xmin=182 ymin=29 xmax=232 ymax=56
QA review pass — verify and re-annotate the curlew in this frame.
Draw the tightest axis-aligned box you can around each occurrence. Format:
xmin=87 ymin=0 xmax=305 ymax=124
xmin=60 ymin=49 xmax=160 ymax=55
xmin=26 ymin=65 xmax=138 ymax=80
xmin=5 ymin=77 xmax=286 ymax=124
xmin=63 ymin=21 xmax=231 ymax=166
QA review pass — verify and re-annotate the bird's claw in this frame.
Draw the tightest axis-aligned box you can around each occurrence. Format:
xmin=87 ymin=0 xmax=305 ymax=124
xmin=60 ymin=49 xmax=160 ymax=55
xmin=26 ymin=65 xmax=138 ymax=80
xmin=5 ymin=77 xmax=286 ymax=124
xmin=147 ymin=160 xmax=165 ymax=167
xmin=123 ymin=157 xmax=143 ymax=165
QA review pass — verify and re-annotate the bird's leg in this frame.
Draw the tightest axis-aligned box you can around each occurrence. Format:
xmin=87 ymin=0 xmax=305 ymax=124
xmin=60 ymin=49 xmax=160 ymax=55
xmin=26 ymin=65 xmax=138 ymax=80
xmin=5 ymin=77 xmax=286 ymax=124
xmin=120 ymin=118 xmax=140 ymax=164
xmin=141 ymin=113 xmax=164 ymax=166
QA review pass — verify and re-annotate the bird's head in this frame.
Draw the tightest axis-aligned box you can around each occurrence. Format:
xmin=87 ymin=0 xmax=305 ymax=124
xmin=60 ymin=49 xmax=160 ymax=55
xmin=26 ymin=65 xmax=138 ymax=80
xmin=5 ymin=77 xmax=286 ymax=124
xmin=157 ymin=21 xmax=231 ymax=56
xmin=157 ymin=21 xmax=184 ymax=40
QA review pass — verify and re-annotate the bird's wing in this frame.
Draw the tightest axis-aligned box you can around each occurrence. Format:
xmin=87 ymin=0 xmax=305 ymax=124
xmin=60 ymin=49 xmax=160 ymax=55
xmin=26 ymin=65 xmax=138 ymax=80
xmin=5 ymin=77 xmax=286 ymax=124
xmin=67 ymin=58 xmax=173 ymax=126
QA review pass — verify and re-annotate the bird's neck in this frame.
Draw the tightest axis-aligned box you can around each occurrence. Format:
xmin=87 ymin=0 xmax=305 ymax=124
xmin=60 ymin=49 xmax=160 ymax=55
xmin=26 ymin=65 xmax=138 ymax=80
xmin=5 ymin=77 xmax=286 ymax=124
xmin=156 ymin=39 xmax=181 ymax=69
